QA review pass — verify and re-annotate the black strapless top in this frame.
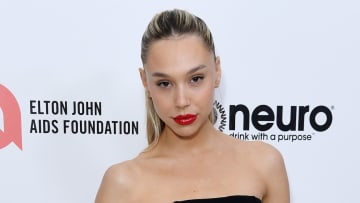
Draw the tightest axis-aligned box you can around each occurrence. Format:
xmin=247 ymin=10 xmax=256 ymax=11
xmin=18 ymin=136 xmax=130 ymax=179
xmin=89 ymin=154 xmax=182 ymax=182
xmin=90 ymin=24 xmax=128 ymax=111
xmin=174 ymin=195 xmax=262 ymax=203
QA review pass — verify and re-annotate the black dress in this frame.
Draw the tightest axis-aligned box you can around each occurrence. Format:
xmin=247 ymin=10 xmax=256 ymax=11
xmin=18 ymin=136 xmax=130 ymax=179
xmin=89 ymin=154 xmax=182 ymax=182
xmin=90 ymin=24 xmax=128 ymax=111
xmin=174 ymin=195 xmax=262 ymax=203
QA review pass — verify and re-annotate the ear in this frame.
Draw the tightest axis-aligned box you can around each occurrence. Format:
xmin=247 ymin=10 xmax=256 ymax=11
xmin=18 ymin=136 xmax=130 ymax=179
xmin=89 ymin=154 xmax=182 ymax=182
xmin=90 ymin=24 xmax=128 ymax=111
xmin=215 ymin=56 xmax=222 ymax=88
xmin=139 ymin=68 xmax=151 ymax=97
xmin=139 ymin=68 xmax=147 ymax=88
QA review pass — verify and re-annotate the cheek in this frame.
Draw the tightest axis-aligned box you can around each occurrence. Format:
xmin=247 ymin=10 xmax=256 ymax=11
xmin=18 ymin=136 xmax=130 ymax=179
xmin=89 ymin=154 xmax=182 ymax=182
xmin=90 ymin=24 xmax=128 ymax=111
xmin=148 ymin=88 xmax=170 ymax=116
xmin=152 ymin=96 xmax=166 ymax=109
xmin=193 ymin=84 xmax=215 ymax=110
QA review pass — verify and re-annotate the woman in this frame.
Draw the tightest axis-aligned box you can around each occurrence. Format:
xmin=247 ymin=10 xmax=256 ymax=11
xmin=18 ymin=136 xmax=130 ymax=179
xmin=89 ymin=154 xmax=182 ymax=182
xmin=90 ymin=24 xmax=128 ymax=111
xmin=95 ymin=9 xmax=290 ymax=203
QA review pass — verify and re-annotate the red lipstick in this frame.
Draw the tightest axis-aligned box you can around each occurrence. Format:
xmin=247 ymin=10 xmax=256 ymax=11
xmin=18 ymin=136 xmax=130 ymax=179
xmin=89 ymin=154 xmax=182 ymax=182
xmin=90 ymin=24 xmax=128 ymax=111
xmin=173 ymin=114 xmax=197 ymax=125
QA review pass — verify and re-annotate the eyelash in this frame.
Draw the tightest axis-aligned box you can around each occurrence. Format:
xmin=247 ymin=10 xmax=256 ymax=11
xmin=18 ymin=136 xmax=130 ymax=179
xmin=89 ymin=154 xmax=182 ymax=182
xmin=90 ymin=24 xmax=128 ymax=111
xmin=156 ymin=75 xmax=205 ymax=88
xmin=190 ymin=75 xmax=204 ymax=84
xmin=157 ymin=81 xmax=171 ymax=87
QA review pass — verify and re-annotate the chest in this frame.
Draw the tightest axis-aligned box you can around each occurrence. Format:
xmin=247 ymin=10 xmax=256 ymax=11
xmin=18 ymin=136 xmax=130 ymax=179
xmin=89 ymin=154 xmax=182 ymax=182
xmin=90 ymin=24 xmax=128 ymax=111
xmin=134 ymin=159 xmax=265 ymax=202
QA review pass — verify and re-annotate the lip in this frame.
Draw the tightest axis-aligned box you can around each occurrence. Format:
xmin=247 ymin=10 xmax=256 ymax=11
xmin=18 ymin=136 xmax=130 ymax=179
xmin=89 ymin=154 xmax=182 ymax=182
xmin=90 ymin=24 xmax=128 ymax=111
xmin=173 ymin=114 xmax=197 ymax=125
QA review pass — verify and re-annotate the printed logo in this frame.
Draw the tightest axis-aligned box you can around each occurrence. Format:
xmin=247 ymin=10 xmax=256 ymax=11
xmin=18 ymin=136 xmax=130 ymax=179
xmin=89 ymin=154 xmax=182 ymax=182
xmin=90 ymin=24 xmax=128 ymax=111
xmin=213 ymin=100 xmax=227 ymax=132
xmin=228 ymin=104 xmax=333 ymax=132
xmin=213 ymin=100 xmax=333 ymax=143
xmin=0 ymin=84 xmax=22 ymax=150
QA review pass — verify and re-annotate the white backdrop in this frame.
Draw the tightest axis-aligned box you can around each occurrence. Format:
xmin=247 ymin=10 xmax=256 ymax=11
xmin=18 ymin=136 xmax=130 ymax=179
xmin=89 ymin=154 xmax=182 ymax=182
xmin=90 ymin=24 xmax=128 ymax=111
xmin=1 ymin=0 xmax=359 ymax=202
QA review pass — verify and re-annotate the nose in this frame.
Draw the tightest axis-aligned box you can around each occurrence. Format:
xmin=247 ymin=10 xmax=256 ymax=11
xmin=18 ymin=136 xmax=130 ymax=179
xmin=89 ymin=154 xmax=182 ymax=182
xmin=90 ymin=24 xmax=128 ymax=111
xmin=174 ymin=85 xmax=190 ymax=109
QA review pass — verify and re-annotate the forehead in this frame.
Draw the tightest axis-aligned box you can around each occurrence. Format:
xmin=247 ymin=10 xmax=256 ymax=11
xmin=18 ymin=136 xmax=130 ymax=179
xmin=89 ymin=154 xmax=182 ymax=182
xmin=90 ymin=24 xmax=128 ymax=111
xmin=144 ymin=35 xmax=214 ymax=74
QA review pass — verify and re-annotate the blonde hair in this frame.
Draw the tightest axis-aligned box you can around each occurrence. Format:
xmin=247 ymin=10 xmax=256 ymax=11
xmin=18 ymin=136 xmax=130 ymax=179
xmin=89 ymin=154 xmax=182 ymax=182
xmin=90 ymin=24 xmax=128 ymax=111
xmin=141 ymin=9 xmax=216 ymax=148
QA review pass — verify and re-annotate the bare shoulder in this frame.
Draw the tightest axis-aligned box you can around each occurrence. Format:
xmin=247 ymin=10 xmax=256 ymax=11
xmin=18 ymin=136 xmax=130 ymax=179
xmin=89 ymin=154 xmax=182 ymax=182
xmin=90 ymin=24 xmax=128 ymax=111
xmin=221 ymin=135 xmax=289 ymax=202
xmin=221 ymin=134 xmax=284 ymax=164
xmin=242 ymin=141 xmax=290 ymax=203
xmin=232 ymin=140 xmax=286 ymax=177
xmin=95 ymin=159 xmax=141 ymax=203
xmin=246 ymin=141 xmax=285 ymax=168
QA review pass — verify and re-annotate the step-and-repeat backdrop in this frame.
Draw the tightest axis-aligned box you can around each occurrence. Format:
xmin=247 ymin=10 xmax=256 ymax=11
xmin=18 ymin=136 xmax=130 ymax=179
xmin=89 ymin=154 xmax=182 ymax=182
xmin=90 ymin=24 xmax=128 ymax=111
xmin=1 ymin=1 xmax=359 ymax=202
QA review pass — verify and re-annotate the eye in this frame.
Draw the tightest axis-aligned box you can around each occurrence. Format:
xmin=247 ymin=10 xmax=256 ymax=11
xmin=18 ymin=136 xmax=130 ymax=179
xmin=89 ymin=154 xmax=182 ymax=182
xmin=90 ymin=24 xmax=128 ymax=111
xmin=190 ymin=75 xmax=204 ymax=83
xmin=157 ymin=81 xmax=171 ymax=88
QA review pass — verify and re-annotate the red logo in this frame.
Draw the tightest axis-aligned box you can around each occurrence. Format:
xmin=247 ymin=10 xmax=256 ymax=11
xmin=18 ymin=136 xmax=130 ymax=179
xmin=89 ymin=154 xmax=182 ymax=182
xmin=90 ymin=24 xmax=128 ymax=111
xmin=0 ymin=84 xmax=22 ymax=150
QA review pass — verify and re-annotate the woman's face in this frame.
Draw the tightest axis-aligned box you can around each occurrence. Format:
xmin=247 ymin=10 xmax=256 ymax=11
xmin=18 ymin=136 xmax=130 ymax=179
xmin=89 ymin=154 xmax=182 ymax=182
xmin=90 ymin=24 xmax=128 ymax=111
xmin=140 ymin=34 xmax=221 ymax=138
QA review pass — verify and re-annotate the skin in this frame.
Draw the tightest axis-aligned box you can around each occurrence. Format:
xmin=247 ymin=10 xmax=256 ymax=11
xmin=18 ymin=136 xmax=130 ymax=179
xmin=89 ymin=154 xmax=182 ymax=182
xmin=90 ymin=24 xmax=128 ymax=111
xmin=95 ymin=34 xmax=290 ymax=203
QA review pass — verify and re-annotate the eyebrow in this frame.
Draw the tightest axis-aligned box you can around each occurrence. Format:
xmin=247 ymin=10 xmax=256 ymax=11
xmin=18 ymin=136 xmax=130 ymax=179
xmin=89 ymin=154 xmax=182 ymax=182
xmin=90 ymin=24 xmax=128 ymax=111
xmin=151 ymin=64 xmax=207 ymax=77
